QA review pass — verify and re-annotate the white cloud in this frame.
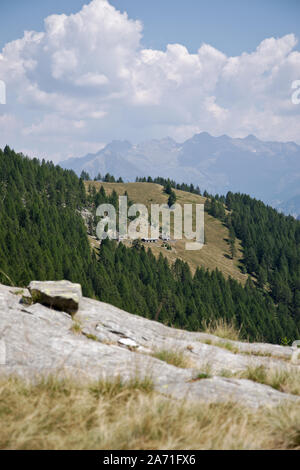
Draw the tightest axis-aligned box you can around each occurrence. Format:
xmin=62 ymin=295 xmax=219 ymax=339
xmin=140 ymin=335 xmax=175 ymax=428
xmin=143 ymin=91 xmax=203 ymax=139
xmin=0 ymin=0 xmax=300 ymax=163
xmin=75 ymin=73 xmax=109 ymax=87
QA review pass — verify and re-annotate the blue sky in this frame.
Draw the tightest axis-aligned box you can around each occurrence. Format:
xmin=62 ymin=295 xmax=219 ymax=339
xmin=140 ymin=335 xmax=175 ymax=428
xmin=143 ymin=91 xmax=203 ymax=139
xmin=0 ymin=0 xmax=300 ymax=161
xmin=1 ymin=0 xmax=299 ymax=55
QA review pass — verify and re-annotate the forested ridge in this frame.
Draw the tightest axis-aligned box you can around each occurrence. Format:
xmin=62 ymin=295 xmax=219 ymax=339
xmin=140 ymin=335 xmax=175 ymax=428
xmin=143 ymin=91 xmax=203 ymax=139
xmin=203 ymin=190 xmax=300 ymax=340
xmin=227 ymin=192 xmax=300 ymax=327
xmin=0 ymin=146 xmax=299 ymax=343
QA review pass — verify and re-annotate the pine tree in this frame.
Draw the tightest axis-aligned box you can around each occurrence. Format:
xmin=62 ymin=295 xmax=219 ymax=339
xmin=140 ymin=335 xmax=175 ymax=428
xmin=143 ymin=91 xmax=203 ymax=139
xmin=168 ymin=191 xmax=177 ymax=207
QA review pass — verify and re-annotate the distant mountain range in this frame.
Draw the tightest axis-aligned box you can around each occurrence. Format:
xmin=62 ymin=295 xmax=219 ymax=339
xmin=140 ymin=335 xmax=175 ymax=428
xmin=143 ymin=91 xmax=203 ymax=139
xmin=60 ymin=132 xmax=300 ymax=217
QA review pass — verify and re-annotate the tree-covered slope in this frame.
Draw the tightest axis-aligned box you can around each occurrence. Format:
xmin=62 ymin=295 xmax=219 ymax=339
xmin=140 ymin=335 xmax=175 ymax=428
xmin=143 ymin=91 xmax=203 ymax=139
xmin=0 ymin=146 xmax=94 ymax=294
xmin=226 ymin=192 xmax=300 ymax=330
xmin=0 ymin=147 xmax=299 ymax=343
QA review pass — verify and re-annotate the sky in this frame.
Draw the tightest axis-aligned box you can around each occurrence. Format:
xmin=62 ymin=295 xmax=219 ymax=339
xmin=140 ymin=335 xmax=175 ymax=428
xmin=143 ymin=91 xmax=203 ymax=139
xmin=1 ymin=0 xmax=300 ymax=56
xmin=0 ymin=0 xmax=300 ymax=162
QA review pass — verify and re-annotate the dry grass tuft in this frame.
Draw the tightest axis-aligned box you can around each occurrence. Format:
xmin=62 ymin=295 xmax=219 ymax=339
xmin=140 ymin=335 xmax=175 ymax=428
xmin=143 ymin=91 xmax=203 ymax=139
xmin=216 ymin=341 xmax=239 ymax=354
xmin=0 ymin=374 xmax=300 ymax=450
xmin=152 ymin=349 xmax=191 ymax=368
xmin=83 ymin=332 xmax=98 ymax=341
xmin=239 ymin=365 xmax=300 ymax=396
xmin=70 ymin=322 xmax=82 ymax=335
xmin=202 ymin=319 xmax=242 ymax=341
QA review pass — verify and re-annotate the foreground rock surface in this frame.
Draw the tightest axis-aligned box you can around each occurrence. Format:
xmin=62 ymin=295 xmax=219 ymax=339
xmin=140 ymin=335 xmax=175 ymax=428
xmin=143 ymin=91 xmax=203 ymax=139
xmin=0 ymin=282 xmax=299 ymax=408
xmin=28 ymin=280 xmax=82 ymax=315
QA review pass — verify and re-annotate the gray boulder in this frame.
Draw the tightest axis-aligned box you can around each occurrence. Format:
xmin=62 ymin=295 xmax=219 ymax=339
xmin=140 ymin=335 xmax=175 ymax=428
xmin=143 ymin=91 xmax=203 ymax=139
xmin=28 ymin=280 xmax=82 ymax=315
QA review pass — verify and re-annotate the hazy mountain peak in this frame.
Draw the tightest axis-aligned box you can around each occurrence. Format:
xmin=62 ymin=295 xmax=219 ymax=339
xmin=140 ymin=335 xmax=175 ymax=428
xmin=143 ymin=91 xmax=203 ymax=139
xmin=189 ymin=131 xmax=213 ymax=142
xmin=103 ymin=140 xmax=132 ymax=153
xmin=60 ymin=132 xmax=300 ymax=217
xmin=244 ymin=134 xmax=258 ymax=141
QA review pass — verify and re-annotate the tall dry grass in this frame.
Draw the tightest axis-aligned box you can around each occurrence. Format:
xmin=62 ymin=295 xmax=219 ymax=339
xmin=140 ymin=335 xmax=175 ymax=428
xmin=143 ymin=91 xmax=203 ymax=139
xmin=151 ymin=349 xmax=191 ymax=368
xmin=239 ymin=365 xmax=300 ymax=396
xmin=202 ymin=319 xmax=242 ymax=341
xmin=0 ymin=374 xmax=300 ymax=450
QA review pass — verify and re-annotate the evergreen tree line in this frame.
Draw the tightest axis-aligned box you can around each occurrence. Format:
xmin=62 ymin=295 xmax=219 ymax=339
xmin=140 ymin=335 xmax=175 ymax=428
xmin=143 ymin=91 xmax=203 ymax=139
xmin=82 ymin=172 xmax=202 ymax=196
xmin=0 ymin=146 xmax=93 ymax=291
xmin=225 ymin=192 xmax=300 ymax=331
xmin=196 ymin=190 xmax=300 ymax=337
xmin=135 ymin=176 xmax=201 ymax=195
xmin=89 ymin=239 xmax=297 ymax=343
xmin=80 ymin=170 xmax=124 ymax=183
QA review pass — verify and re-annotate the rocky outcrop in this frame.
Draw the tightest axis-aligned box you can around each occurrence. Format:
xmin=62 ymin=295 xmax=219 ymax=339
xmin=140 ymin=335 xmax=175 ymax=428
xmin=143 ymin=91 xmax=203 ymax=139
xmin=0 ymin=282 xmax=299 ymax=408
xmin=28 ymin=280 xmax=82 ymax=315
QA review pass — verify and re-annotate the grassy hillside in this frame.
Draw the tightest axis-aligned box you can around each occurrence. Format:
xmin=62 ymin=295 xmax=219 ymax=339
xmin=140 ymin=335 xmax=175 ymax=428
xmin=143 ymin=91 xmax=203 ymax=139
xmin=84 ymin=181 xmax=247 ymax=284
